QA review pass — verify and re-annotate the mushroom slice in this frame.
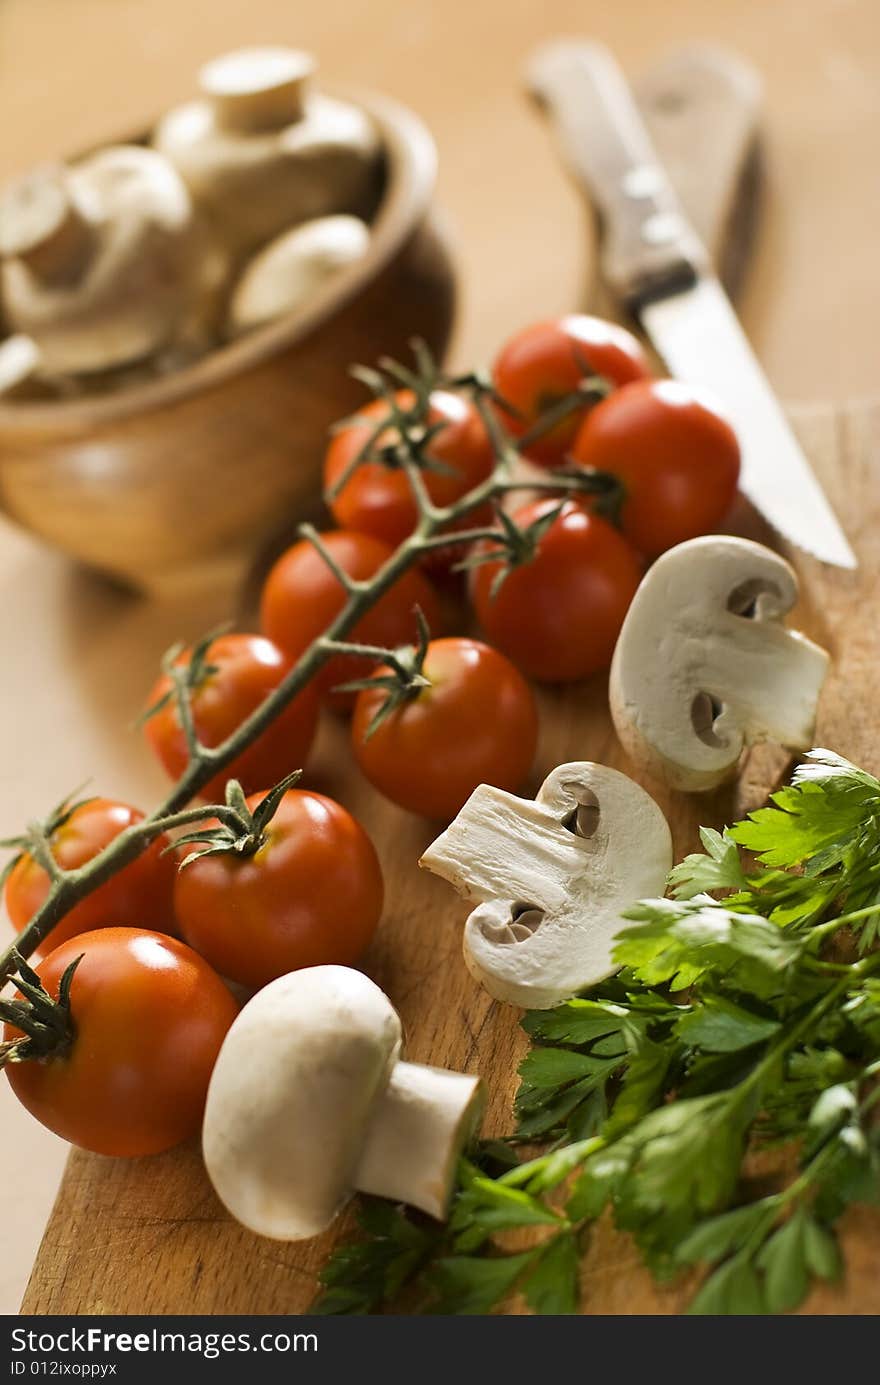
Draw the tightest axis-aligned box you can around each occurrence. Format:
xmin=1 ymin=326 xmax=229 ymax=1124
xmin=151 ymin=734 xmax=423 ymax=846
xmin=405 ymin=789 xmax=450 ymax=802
xmin=609 ymin=535 xmax=830 ymax=793
xmin=202 ymin=965 xmax=483 ymax=1241
xmin=420 ymin=762 xmax=672 ymax=1009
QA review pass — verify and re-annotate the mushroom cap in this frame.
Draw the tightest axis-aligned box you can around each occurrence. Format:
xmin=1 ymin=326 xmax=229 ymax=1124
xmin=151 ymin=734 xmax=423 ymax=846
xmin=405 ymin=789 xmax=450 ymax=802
xmin=0 ymin=333 xmax=42 ymax=398
xmin=1 ymin=147 xmax=196 ymax=373
xmin=422 ymin=762 xmax=672 ymax=1009
xmin=227 ymin=214 xmax=370 ymax=337
xmin=203 ymin=965 xmax=401 ymax=1240
xmin=80 ymin=146 xmax=192 ymax=234
xmin=610 ymin=535 xmax=830 ymax=792
xmin=0 ymin=165 xmax=76 ymax=264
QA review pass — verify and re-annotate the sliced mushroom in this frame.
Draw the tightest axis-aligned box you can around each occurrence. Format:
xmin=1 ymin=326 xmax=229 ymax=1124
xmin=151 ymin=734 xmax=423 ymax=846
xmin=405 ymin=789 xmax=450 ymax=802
xmin=0 ymin=149 xmax=198 ymax=374
xmin=202 ymin=965 xmax=483 ymax=1241
xmin=609 ymin=535 xmax=830 ymax=792
xmin=420 ymin=762 xmax=672 ymax=1009
xmin=226 ymin=214 xmax=370 ymax=338
xmin=154 ymin=47 xmax=380 ymax=261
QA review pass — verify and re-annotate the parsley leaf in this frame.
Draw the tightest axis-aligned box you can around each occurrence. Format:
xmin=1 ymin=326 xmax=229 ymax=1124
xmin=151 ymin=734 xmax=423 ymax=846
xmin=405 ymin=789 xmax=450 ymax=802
xmin=313 ymin=1200 xmax=441 ymax=1314
xmin=675 ymin=995 xmax=781 ymax=1053
xmin=615 ymin=899 xmax=805 ymax=991
xmin=668 ymin=827 xmax=747 ymax=899
xmin=428 ymin=1252 xmax=538 ymax=1315
xmin=522 ymin=1233 xmax=580 ymax=1315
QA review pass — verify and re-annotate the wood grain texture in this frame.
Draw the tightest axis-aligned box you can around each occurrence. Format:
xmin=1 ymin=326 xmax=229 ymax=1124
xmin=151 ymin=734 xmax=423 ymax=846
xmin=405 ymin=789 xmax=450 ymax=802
xmin=21 ymin=397 xmax=880 ymax=1314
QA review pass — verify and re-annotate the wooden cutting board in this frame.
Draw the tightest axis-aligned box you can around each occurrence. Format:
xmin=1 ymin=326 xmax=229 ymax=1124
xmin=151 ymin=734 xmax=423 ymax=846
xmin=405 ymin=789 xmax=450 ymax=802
xmin=19 ymin=53 xmax=880 ymax=1316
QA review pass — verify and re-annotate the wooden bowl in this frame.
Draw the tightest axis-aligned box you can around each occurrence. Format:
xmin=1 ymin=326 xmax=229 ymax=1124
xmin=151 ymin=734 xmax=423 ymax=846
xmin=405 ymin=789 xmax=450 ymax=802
xmin=0 ymin=88 xmax=456 ymax=596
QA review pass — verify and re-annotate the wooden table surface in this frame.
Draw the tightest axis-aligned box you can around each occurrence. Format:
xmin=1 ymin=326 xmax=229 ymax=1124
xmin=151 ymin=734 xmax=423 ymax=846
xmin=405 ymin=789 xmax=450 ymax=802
xmin=1 ymin=0 xmax=879 ymax=1316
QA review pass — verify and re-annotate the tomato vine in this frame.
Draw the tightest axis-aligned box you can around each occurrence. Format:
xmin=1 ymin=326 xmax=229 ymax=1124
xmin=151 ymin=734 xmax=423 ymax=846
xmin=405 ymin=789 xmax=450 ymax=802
xmin=0 ymin=353 xmax=610 ymax=994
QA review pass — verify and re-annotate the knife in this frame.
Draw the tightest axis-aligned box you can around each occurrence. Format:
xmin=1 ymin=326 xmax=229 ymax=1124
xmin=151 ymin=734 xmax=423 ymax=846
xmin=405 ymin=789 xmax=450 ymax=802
xmin=526 ymin=40 xmax=857 ymax=569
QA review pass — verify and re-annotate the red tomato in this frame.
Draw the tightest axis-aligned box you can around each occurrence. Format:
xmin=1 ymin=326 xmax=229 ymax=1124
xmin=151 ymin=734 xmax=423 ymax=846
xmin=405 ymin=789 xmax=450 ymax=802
xmin=470 ymin=499 xmax=643 ymax=682
xmin=571 ymin=379 xmax=741 ymax=557
xmin=4 ymin=928 xmax=238 ymax=1156
xmin=324 ymin=389 xmax=495 ymax=564
xmin=143 ymin=633 xmax=319 ymax=802
xmin=4 ymin=798 xmax=178 ymax=954
xmin=492 ymin=315 xmax=651 ymax=468
xmin=260 ymin=529 xmax=444 ymax=708
xmin=173 ymin=789 xmax=383 ymax=990
xmin=351 ymin=637 xmax=538 ymax=820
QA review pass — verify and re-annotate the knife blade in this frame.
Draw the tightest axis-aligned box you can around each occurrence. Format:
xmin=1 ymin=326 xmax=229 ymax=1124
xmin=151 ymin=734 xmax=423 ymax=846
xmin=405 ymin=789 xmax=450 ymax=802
xmin=527 ymin=40 xmax=857 ymax=568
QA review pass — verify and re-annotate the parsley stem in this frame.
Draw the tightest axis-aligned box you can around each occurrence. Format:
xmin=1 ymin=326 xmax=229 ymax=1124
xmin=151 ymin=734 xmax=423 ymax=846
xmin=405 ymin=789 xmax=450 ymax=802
xmin=810 ymin=903 xmax=880 ymax=940
xmin=498 ymin=1136 xmax=605 ymax=1192
xmin=732 ymin=956 xmax=880 ymax=1107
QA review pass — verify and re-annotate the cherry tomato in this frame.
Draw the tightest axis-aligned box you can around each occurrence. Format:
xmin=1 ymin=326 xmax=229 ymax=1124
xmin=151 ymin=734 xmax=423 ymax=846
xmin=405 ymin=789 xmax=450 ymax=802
xmin=260 ymin=529 xmax=444 ymax=709
xmin=492 ymin=315 xmax=650 ymax=468
xmin=173 ymin=789 xmax=384 ymax=990
xmin=470 ymin=499 xmax=643 ymax=682
xmin=4 ymin=798 xmax=178 ymax=954
xmin=571 ymin=379 xmax=741 ymax=557
xmin=324 ymin=389 xmax=495 ymax=565
xmin=4 ymin=928 xmax=238 ymax=1156
xmin=351 ymin=637 xmax=538 ymax=821
xmin=143 ymin=633 xmax=319 ymax=802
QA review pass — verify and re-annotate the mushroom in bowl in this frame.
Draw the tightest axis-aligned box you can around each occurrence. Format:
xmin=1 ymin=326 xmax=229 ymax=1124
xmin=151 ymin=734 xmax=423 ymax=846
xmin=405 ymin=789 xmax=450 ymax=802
xmin=0 ymin=51 xmax=454 ymax=594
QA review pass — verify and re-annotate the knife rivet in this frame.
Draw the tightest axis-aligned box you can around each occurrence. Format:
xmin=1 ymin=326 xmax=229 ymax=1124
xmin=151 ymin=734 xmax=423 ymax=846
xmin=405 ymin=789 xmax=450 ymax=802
xmin=622 ymin=165 xmax=663 ymax=198
xmin=641 ymin=211 xmax=683 ymax=245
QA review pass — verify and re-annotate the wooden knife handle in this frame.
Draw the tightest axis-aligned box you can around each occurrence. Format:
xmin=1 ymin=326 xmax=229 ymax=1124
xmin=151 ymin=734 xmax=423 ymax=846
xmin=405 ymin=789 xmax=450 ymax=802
xmin=527 ymin=40 xmax=710 ymax=312
xmin=633 ymin=45 xmax=762 ymax=298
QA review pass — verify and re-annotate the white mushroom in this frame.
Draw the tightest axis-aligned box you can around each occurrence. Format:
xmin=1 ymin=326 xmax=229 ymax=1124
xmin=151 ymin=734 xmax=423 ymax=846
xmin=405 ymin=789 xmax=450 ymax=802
xmin=0 ymin=149 xmax=198 ymax=374
xmin=226 ymin=214 xmax=370 ymax=338
xmin=420 ymin=763 xmax=672 ymax=1009
xmin=609 ymin=535 xmax=830 ymax=792
xmin=154 ymin=47 xmax=380 ymax=261
xmin=0 ymin=333 xmax=43 ymax=398
xmin=202 ymin=965 xmax=483 ymax=1241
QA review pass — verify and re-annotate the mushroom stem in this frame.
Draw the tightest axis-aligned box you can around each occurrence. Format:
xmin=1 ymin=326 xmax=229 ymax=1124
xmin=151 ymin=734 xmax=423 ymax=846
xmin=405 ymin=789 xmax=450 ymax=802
xmin=697 ymin=623 xmax=829 ymax=751
xmin=201 ymin=47 xmax=316 ymax=133
xmin=355 ymin=1061 xmax=484 ymax=1219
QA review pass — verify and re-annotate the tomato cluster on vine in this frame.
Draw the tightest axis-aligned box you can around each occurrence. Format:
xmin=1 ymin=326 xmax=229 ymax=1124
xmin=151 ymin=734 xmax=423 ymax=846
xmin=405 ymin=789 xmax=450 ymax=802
xmin=1 ymin=313 xmax=740 ymax=1160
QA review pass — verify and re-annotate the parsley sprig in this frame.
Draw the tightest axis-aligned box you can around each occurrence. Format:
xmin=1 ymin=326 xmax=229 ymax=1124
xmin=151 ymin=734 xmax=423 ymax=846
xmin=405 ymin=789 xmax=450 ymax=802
xmin=314 ymin=750 xmax=880 ymax=1316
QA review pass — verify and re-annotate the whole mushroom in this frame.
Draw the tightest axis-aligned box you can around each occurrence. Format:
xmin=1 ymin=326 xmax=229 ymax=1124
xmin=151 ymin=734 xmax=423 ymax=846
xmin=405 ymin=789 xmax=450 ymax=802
xmin=226 ymin=213 xmax=370 ymax=338
xmin=609 ymin=535 xmax=830 ymax=792
xmin=154 ymin=47 xmax=380 ymax=261
xmin=0 ymin=149 xmax=198 ymax=375
xmin=202 ymin=965 xmax=484 ymax=1240
xmin=420 ymin=762 xmax=672 ymax=1009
